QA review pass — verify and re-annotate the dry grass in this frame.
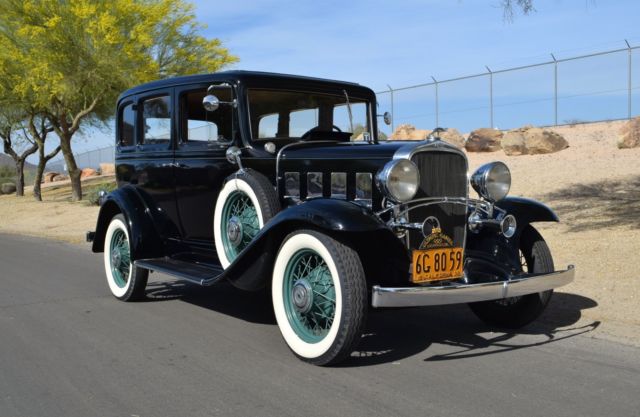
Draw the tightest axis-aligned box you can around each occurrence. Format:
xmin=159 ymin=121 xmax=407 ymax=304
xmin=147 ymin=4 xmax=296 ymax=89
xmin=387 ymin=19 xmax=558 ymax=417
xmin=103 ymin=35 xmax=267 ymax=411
xmin=0 ymin=176 xmax=113 ymax=244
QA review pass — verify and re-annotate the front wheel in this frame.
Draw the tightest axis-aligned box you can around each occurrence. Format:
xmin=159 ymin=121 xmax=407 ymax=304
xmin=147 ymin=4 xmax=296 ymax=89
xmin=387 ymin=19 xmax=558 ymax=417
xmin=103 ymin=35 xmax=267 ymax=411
xmin=468 ymin=225 xmax=554 ymax=328
xmin=272 ymin=230 xmax=367 ymax=366
xmin=103 ymin=214 xmax=148 ymax=301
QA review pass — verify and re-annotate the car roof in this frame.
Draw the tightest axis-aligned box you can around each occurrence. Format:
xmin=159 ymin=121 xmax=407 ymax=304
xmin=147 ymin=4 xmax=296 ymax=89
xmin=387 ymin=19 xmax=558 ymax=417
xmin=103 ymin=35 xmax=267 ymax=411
xmin=118 ymin=70 xmax=365 ymax=101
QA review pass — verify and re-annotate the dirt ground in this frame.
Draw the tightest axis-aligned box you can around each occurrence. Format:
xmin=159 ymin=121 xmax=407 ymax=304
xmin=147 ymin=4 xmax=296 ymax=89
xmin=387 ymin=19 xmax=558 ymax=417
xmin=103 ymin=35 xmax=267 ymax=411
xmin=466 ymin=120 xmax=640 ymax=347
xmin=0 ymin=121 xmax=638 ymax=346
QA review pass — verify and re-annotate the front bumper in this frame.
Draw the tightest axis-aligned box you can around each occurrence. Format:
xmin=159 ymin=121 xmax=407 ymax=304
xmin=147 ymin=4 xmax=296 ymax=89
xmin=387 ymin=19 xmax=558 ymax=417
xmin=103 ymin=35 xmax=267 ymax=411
xmin=371 ymin=265 xmax=575 ymax=308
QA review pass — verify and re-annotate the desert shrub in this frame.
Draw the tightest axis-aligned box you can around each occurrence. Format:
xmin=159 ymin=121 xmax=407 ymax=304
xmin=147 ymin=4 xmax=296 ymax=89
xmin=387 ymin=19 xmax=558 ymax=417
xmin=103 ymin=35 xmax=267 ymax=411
xmin=84 ymin=181 xmax=117 ymax=206
xmin=0 ymin=166 xmax=16 ymax=185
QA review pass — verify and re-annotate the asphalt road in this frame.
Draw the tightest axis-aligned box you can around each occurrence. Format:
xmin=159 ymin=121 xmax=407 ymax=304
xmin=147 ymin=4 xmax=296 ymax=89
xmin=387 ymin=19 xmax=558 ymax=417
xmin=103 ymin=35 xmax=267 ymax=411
xmin=1 ymin=233 xmax=639 ymax=417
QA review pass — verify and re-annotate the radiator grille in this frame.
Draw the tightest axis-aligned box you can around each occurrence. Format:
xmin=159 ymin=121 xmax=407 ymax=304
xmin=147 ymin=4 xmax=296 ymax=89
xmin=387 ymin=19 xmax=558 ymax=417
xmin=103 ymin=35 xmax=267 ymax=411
xmin=408 ymin=151 xmax=468 ymax=249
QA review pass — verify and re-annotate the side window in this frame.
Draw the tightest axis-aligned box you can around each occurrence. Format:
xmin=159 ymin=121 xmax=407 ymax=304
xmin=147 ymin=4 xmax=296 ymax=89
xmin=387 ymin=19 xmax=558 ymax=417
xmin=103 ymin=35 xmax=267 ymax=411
xmin=180 ymin=89 xmax=232 ymax=144
xmin=141 ymin=95 xmax=171 ymax=145
xmin=119 ymin=103 xmax=135 ymax=146
xmin=258 ymin=114 xmax=278 ymax=138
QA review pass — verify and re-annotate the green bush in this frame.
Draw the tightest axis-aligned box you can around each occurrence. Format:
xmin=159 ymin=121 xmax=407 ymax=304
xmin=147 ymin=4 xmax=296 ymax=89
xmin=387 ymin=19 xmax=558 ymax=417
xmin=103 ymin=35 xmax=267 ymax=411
xmin=84 ymin=181 xmax=117 ymax=206
xmin=0 ymin=166 xmax=16 ymax=185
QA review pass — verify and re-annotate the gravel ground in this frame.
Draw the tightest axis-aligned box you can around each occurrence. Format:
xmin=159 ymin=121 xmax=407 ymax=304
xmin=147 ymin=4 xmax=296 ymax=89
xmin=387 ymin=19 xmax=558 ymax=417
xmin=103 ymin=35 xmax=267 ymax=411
xmin=0 ymin=120 xmax=638 ymax=345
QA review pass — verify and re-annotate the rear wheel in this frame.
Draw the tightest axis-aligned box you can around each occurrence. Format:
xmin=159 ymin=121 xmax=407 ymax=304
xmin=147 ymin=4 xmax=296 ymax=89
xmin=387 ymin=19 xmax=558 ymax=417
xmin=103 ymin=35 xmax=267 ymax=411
xmin=103 ymin=214 xmax=148 ymax=301
xmin=468 ymin=225 xmax=554 ymax=328
xmin=272 ymin=230 xmax=367 ymax=366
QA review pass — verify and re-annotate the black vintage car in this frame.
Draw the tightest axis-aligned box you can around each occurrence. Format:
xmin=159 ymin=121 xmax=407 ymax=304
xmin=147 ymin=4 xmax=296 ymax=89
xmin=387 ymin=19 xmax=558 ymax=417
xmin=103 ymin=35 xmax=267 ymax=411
xmin=89 ymin=71 xmax=575 ymax=365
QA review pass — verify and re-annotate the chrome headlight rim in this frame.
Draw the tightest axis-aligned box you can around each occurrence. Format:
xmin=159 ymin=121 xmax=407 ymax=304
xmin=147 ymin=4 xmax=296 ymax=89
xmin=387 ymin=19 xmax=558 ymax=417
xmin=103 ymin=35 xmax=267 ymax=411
xmin=376 ymin=159 xmax=420 ymax=203
xmin=470 ymin=161 xmax=511 ymax=202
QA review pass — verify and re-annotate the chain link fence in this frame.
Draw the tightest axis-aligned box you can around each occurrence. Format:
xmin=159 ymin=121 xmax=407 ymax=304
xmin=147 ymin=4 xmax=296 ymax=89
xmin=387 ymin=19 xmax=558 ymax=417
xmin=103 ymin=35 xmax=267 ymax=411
xmin=47 ymin=146 xmax=115 ymax=173
xmin=376 ymin=42 xmax=640 ymax=136
xmin=45 ymin=43 xmax=640 ymax=170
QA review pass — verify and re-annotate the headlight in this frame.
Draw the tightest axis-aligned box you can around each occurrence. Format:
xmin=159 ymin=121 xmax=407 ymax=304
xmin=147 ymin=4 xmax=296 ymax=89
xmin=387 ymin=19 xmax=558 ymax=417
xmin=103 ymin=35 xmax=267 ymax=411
xmin=470 ymin=161 xmax=511 ymax=202
xmin=376 ymin=159 xmax=420 ymax=202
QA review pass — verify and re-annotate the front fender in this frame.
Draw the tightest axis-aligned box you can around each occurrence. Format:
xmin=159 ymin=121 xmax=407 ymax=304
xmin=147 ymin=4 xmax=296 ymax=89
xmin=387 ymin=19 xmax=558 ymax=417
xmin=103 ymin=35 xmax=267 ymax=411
xmin=91 ymin=185 xmax=167 ymax=260
xmin=496 ymin=196 xmax=559 ymax=225
xmin=466 ymin=197 xmax=560 ymax=273
xmin=224 ymin=199 xmax=404 ymax=290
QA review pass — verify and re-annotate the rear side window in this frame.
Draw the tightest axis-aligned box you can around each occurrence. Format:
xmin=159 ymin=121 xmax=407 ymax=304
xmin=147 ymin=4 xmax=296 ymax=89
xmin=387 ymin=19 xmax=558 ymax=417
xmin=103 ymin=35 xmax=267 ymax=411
xmin=119 ymin=103 xmax=135 ymax=146
xmin=141 ymin=95 xmax=171 ymax=145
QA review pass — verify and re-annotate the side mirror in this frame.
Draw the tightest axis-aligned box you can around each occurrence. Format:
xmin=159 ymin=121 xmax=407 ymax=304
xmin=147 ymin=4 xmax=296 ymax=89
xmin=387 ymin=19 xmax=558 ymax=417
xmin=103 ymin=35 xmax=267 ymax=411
xmin=383 ymin=112 xmax=392 ymax=126
xmin=203 ymin=94 xmax=220 ymax=112
xmin=377 ymin=111 xmax=392 ymax=126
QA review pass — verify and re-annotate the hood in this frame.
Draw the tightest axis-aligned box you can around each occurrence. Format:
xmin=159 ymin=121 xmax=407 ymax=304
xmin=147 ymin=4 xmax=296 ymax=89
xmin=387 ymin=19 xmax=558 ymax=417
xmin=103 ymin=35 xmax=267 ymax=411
xmin=278 ymin=140 xmax=409 ymax=162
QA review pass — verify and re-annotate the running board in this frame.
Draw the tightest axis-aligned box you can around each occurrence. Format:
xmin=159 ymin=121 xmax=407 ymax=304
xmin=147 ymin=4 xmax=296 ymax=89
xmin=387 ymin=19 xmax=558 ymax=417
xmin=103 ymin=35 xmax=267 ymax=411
xmin=134 ymin=258 xmax=224 ymax=286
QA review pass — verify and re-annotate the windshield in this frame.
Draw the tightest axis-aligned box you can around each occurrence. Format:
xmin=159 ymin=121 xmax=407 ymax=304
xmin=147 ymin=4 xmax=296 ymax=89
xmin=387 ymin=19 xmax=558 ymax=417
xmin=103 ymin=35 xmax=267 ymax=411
xmin=247 ymin=89 xmax=370 ymax=141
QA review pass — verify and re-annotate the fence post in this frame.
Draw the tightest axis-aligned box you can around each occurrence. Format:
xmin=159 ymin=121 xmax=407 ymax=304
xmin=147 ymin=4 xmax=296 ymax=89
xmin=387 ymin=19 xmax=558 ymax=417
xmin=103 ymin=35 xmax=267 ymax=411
xmin=430 ymin=76 xmax=439 ymax=127
xmin=551 ymin=53 xmax=558 ymax=126
xmin=386 ymin=84 xmax=395 ymax=132
xmin=485 ymin=66 xmax=493 ymax=128
xmin=626 ymin=40 xmax=632 ymax=119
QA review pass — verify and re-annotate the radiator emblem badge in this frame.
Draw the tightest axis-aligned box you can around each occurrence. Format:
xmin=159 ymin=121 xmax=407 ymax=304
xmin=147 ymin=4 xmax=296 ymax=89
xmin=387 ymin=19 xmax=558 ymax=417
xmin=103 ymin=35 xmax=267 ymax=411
xmin=419 ymin=227 xmax=454 ymax=250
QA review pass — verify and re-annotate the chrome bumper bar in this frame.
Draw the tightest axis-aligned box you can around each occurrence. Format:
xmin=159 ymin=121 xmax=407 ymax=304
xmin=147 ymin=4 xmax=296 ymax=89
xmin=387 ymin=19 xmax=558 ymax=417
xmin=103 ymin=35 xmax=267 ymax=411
xmin=371 ymin=265 xmax=575 ymax=308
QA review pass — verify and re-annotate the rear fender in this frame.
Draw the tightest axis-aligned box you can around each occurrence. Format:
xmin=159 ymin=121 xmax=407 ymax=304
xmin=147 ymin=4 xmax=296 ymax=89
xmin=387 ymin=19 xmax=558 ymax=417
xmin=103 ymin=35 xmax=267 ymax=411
xmin=91 ymin=185 xmax=167 ymax=260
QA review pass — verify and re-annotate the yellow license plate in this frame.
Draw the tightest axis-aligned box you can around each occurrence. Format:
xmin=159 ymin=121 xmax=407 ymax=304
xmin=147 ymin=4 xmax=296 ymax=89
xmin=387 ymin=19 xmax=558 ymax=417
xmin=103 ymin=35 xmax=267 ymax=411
xmin=412 ymin=247 xmax=464 ymax=283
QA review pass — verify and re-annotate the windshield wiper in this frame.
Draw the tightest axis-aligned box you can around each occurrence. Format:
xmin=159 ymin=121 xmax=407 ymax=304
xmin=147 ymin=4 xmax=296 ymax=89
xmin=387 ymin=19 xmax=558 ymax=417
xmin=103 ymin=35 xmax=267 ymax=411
xmin=342 ymin=89 xmax=354 ymax=133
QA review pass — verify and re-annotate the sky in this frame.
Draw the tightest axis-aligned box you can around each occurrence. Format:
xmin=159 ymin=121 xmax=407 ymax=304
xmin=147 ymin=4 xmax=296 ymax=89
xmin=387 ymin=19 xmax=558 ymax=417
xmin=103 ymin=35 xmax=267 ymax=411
xmin=45 ymin=0 xmax=640 ymax=163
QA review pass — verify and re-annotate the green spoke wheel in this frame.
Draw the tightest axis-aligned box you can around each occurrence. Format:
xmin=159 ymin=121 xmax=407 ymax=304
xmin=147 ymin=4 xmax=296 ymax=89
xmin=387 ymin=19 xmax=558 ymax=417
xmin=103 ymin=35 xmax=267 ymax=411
xmin=109 ymin=228 xmax=131 ymax=288
xmin=272 ymin=230 xmax=367 ymax=366
xmin=103 ymin=214 xmax=148 ymax=301
xmin=283 ymin=250 xmax=336 ymax=343
xmin=220 ymin=191 xmax=260 ymax=262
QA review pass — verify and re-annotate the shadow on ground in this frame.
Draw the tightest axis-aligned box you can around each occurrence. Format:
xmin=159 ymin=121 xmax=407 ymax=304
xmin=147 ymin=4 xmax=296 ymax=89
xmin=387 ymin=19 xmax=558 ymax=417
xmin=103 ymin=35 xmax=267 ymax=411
xmin=144 ymin=279 xmax=599 ymax=367
xmin=540 ymin=175 xmax=640 ymax=232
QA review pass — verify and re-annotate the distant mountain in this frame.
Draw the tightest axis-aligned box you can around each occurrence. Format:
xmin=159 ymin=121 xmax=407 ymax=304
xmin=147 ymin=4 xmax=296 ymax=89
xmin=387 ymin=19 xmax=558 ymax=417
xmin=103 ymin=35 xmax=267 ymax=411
xmin=0 ymin=153 xmax=36 ymax=170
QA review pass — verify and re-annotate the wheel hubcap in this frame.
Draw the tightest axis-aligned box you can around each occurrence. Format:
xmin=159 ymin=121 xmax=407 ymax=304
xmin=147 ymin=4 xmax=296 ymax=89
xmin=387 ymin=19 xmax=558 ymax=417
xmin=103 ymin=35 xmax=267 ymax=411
xmin=226 ymin=216 xmax=243 ymax=247
xmin=292 ymin=279 xmax=314 ymax=313
xmin=111 ymin=248 xmax=122 ymax=268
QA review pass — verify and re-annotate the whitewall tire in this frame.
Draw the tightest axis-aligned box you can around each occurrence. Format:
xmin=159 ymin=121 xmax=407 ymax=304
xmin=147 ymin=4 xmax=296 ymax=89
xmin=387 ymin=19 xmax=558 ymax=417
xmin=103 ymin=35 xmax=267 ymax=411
xmin=272 ymin=230 xmax=367 ymax=366
xmin=103 ymin=214 xmax=148 ymax=301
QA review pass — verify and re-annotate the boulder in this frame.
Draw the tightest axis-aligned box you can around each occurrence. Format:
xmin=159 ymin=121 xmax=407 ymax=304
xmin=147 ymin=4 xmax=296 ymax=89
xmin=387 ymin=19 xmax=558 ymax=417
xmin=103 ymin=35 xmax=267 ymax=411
xmin=1 ymin=183 xmax=16 ymax=195
xmin=439 ymin=128 xmax=465 ymax=148
xmin=81 ymin=168 xmax=98 ymax=179
xmin=52 ymin=174 xmax=68 ymax=182
xmin=389 ymin=124 xmax=431 ymax=140
xmin=502 ymin=129 xmax=528 ymax=156
xmin=99 ymin=163 xmax=116 ymax=175
xmin=465 ymin=128 xmax=503 ymax=152
xmin=44 ymin=172 xmax=60 ymax=183
xmin=501 ymin=125 xmax=569 ymax=155
xmin=617 ymin=117 xmax=640 ymax=149
xmin=523 ymin=127 xmax=569 ymax=154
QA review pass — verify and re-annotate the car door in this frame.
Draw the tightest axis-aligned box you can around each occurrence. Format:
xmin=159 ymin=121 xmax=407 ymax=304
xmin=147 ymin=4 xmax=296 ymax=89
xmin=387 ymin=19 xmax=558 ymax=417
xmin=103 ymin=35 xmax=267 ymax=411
xmin=132 ymin=88 xmax=181 ymax=238
xmin=173 ymin=83 xmax=237 ymax=247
